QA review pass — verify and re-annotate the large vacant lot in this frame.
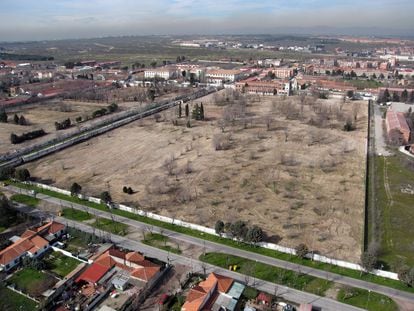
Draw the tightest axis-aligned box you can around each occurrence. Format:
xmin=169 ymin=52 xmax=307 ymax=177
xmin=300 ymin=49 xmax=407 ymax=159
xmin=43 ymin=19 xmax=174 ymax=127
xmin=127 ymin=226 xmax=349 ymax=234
xmin=25 ymin=91 xmax=368 ymax=262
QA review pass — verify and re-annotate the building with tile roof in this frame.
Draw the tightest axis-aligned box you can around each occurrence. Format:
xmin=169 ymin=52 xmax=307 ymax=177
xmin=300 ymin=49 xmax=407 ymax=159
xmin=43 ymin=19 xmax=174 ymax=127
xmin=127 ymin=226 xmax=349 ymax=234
xmin=182 ymin=273 xmax=245 ymax=311
xmin=0 ymin=221 xmax=66 ymax=271
xmin=385 ymin=107 xmax=411 ymax=144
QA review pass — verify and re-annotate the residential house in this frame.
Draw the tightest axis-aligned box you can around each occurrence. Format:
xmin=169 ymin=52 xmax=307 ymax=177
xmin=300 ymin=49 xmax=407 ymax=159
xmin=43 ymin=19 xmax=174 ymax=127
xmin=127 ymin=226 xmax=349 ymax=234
xmin=0 ymin=221 xmax=66 ymax=271
xmin=181 ymin=272 xmax=245 ymax=311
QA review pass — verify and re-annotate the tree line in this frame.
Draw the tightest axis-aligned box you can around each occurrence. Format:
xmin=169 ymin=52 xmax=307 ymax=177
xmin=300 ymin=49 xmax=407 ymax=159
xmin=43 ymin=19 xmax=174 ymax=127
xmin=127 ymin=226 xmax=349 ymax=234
xmin=215 ymin=220 xmax=264 ymax=244
xmin=10 ymin=129 xmax=46 ymax=144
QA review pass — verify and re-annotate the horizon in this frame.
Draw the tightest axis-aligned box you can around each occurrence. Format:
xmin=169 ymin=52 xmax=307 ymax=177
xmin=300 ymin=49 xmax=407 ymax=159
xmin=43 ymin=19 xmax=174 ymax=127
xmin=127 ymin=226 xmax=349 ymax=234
xmin=0 ymin=0 xmax=413 ymax=41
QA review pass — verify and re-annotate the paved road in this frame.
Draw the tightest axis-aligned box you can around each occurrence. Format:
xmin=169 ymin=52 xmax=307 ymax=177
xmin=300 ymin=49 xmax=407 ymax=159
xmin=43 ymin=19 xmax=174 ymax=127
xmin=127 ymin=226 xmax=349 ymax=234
xmin=7 ymin=185 xmax=414 ymax=307
xmin=14 ymin=202 xmax=363 ymax=311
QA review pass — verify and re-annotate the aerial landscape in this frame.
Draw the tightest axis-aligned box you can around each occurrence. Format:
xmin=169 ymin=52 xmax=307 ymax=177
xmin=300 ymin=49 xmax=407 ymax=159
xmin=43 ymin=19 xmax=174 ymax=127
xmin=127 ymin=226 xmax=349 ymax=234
xmin=0 ymin=1 xmax=414 ymax=311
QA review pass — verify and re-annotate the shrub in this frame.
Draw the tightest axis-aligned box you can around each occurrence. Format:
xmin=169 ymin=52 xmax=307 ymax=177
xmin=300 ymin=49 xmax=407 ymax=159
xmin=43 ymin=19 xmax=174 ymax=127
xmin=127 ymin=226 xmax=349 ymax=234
xmin=0 ymin=110 xmax=7 ymax=123
xmin=10 ymin=129 xmax=46 ymax=144
xmin=295 ymin=243 xmax=309 ymax=259
xmin=215 ymin=220 xmax=224 ymax=235
xmin=14 ymin=168 xmax=30 ymax=181
xmin=55 ymin=118 xmax=71 ymax=130
xmin=343 ymin=120 xmax=356 ymax=132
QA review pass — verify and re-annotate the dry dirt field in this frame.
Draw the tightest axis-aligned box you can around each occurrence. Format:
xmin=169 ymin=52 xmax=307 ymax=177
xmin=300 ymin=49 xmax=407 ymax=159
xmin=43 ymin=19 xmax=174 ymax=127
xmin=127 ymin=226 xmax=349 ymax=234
xmin=0 ymin=99 xmax=163 ymax=154
xmin=24 ymin=90 xmax=368 ymax=262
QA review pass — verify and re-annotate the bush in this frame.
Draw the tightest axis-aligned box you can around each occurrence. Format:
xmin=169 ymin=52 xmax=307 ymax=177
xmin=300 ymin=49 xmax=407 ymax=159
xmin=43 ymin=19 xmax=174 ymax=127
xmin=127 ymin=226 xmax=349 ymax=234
xmin=343 ymin=120 xmax=356 ymax=132
xmin=100 ymin=191 xmax=112 ymax=204
xmin=55 ymin=118 xmax=71 ymax=130
xmin=215 ymin=220 xmax=224 ymax=235
xmin=107 ymin=103 xmax=118 ymax=113
xmin=295 ymin=243 xmax=309 ymax=259
xmin=14 ymin=168 xmax=30 ymax=181
xmin=0 ymin=110 xmax=7 ymax=123
xmin=0 ymin=167 xmax=15 ymax=180
xmin=70 ymin=182 xmax=82 ymax=196
xmin=10 ymin=129 xmax=46 ymax=144
xmin=92 ymin=108 xmax=108 ymax=118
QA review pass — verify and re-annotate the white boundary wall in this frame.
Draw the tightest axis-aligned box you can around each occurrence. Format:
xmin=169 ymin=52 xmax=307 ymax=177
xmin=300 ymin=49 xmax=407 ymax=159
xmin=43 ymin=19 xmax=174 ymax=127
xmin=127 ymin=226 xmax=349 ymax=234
xmin=28 ymin=181 xmax=399 ymax=281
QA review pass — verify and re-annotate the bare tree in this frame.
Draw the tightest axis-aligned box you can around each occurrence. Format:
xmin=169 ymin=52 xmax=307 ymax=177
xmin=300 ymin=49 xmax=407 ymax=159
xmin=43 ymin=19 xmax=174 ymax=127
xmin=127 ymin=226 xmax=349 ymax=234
xmin=163 ymin=154 xmax=176 ymax=176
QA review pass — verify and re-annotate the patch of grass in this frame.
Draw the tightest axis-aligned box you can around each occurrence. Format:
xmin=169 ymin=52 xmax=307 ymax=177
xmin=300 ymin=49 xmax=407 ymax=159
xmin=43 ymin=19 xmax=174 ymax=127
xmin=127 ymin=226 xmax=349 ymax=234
xmin=200 ymin=252 xmax=327 ymax=293
xmin=92 ymin=217 xmax=129 ymax=236
xmin=44 ymin=252 xmax=81 ymax=277
xmin=142 ymin=233 xmax=182 ymax=254
xmin=62 ymin=208 xmax=93 ymax=221
xmin=0 ymin=285 xmax=38 ymax=311
xmin=8 ymin=180 xmax=414 ymax=293
xmin=10 ymin=194 xmax=40 ymax=207
xmin=373 ymin=155 xmax=414 ymax=268
xmin=8 ymin=268 xmax=56 ymax=297
xmin=304 ymin=278 xmax=333 ymax=296
xmin=242 ymin=286 xmax=258 ymax=300
xmin=348 ymin=79 xmax=383 ymax=90
xmin=337 ymin=287 xmax=398 ymax=311
xmin=202 ymin=253 xmax=397 ymax=311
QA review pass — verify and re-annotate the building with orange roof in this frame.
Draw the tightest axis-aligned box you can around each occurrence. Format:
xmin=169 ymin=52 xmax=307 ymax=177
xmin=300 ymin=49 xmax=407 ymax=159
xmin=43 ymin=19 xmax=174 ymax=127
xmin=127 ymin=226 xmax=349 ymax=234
xmin=76 ymin=246 xmax=161 ymax=286
xmin=385 ymin=107 xmax=411 ymax=145
xmin=182 ymin=273 xmax=245 ymax=311
xmin=0 ymin=221 xmax=66 ymax=271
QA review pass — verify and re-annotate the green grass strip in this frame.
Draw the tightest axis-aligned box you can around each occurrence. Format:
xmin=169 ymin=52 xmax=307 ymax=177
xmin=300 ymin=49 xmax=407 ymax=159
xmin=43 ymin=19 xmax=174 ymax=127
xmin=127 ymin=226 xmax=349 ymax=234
xmin=7 ymin=180 xmax=414 ymax=294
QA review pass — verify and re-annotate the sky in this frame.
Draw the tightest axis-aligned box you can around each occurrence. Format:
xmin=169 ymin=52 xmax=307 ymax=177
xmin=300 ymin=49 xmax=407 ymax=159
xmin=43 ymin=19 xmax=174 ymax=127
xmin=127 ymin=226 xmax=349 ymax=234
xmin=0 ymin=0 xmax=413 ymax=41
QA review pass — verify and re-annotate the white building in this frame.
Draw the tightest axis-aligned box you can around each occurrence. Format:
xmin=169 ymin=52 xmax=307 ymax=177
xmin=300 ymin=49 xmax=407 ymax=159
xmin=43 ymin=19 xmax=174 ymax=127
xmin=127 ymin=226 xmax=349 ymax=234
xmin=144 ymin=68 xmax=176 ymax=80
xmin=206 ymin=69 xmax=244 ymax=85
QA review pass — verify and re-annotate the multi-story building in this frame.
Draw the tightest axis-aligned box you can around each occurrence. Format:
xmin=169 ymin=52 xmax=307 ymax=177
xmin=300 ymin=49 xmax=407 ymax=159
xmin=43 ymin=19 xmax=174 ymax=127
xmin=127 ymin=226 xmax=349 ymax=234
xmin=144 ymin=68 xmax=176 ymax=80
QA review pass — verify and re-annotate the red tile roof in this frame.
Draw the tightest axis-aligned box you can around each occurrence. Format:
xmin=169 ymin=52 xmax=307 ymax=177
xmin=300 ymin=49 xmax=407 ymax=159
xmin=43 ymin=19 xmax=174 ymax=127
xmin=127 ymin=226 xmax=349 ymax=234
xmin=182 ymin=273 xmax=234 ymax=311
xmin=0 ymin=221 xmax=65 ymax=267
xmin=76 ymin=262 xmax=110 ymax=284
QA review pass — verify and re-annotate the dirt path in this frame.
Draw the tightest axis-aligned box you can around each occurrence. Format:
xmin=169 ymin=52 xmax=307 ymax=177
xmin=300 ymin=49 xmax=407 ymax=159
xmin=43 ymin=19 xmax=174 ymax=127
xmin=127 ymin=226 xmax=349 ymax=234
xmin=383 ymin=159 xmax=394 ymax=249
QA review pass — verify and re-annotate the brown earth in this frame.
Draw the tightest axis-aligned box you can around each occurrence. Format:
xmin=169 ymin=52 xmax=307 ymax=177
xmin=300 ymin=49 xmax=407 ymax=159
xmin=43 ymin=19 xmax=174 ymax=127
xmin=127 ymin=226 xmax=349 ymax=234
xmin=24 ymin=91 xmax=367 ymax=262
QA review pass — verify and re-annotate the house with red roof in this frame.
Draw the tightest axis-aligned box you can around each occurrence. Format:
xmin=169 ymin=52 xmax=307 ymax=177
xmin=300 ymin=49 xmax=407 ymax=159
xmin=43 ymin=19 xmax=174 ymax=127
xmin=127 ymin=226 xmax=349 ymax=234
xmin=0 ymin=221 xmax=66 ymax=271
xmin=76 ymin=247 xmax=161 ymax=286
xmin=181 ymin=273 xmax=245 ymax=311
xmin=385 ymin=107 xmax=411 ymax=144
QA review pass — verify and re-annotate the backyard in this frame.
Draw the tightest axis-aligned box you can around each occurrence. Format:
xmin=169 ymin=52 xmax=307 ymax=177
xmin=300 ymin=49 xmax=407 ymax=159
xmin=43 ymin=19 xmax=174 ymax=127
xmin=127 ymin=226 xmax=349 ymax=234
xmin=0 ymin=285 xmax=38 ymax=311
xmin=8 ymin=268 xmax=57 ymax=298
xmin=44 ymin=251 xmax=82 ymax=278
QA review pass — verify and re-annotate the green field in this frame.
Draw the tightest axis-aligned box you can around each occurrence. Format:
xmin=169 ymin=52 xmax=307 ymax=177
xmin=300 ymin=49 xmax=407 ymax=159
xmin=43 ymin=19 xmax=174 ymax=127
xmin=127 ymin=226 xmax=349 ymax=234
xmin=62 ymin=208 xmax=93 ymax=221
xmin=200 ymin=252 xmax=330 ymax=294
xmin=349 ymin=79 xmax=383 ymax=90
xmin=0 ymin=286 xmax=38 ymax=311
xmin=8 ymin=268 xmax=56 ymax=297
xmin=373 ymin=155 xmax=414 ymax=268
xmin=44 ymin=252 xmax=81 ymax=277
xmin=93 ymin=217 xmax=128 ymax=236
xmin=7 ymin=180 xmax=414 ymax=293
xmin=142 ymin=232 xmax=182 ymax=254
xmin=337 ymin=287 xmax=398 ymax=311
xmin=10 ymin=194 xmax=40 ymax=207
xmin=201 ymin=252 xmax=398 ymax=311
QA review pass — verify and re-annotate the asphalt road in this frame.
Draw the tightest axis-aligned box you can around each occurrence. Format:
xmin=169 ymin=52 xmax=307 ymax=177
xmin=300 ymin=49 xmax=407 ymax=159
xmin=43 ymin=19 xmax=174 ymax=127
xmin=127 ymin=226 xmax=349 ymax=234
xmin=13 ymin=201 xmax=364 ymax=311
xmin=7 ymin=185 xmax=414 ymax=307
